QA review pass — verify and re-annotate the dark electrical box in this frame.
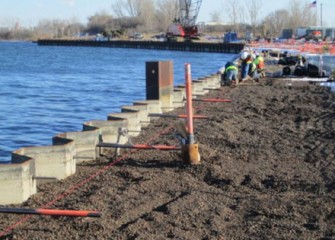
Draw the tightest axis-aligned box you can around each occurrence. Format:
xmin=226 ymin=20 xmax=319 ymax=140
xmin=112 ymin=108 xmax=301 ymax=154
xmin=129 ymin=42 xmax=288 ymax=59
xmin=145 ymin=61 xmax=173 ymax=100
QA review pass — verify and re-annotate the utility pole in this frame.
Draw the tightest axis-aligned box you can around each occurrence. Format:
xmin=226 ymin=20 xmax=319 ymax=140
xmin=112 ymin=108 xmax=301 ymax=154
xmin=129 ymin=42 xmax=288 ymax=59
xmin=320 ymin=3 xmax=323 ymax=27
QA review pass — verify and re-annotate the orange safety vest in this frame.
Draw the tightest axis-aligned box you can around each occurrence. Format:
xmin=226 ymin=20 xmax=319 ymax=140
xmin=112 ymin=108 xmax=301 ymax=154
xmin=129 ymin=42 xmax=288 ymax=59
xmin=254 ymin=56 xmax=264 ymax=69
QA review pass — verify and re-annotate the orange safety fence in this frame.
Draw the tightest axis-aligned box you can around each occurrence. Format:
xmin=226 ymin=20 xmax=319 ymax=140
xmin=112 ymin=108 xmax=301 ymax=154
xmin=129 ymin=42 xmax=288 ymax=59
xmin=330 ymin=46 xmax=335 ymax=55
xmin=247 ymin=40 xmax=335 ymax=55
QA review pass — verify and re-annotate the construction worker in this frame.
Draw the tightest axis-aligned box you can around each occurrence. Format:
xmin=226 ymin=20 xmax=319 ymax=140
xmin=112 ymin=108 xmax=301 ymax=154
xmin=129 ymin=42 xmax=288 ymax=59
xmin=222 ymin=61 xmax=238 ymax=86
xmin=240 ymin=51 xmax=253 ymax=81
xmin=248 ymin=58 xmax=259 ymax=82
xmin=253 ymin=52 xmax=265 ymax=78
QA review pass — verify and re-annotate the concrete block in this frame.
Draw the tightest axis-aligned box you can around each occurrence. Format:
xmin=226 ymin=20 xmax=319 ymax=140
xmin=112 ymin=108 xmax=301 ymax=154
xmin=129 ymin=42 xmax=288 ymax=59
xmin=84 ymin=119 xmax=128 ymax=144
xmin=83 ymin=119 xmax=129 ymax=158
xmin=204 ymin=76 xmax=216 ymax=87
xmin=193 ymin=79 xmax=210 ymax=94
xmin=134 ymin=100 xmax=162 ymax=114
xmin=108 ymin=112 xmax=141 ymax=137
xmin=207 ymin=74 xmax=221 ymax=88
xmin=53 ymin=129 xmax=99 ymax=164
xmin=0 ymin=157 xmax=36 ymax=204
xmin=122 ymin=104 xmax=150 ymax=127
xmin=15 ymin=142 xmax=76 ymax=180
xmin=201 ymin=76 xmax=216 ymax=88
xmin=173 ymin=88 xmax=186 ymax=108
xmin=191 ymin=81 xmax=206 ymax=96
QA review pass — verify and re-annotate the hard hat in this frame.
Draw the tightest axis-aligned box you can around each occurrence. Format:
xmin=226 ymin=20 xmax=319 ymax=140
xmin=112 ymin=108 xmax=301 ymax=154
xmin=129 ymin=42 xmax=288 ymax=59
xmin=241 ymin=51 xmax=249 ymax=60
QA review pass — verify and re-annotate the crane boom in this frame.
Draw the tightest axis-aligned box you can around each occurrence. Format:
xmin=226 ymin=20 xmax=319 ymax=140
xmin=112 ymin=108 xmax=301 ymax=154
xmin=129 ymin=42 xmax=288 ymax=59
xmin=167 ymin=0 xmax=203 ymax=39
xmin=179 ymin=0 xmax=202 ymax=27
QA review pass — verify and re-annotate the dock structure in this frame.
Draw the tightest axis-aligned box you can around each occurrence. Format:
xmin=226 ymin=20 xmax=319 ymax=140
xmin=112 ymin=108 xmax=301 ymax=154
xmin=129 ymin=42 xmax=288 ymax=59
xmin=37 ymin=39 xmax=244 ymax=54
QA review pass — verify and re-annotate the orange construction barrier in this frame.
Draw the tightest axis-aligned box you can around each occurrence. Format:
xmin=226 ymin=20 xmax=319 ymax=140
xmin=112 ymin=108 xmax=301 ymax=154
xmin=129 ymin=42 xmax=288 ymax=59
xmin=330 ymin=46 xmax=335 ymax=55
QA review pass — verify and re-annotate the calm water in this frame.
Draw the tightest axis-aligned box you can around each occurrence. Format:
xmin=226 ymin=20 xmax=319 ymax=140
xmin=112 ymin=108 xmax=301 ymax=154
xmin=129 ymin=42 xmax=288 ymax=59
xmin=0 ymin=41 xmax=235 ymax=162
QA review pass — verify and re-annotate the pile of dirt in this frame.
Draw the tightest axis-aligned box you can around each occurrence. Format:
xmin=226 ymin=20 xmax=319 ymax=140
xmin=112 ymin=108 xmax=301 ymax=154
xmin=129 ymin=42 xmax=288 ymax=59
xmin=0 ymin=77 xmax=335 ymax=239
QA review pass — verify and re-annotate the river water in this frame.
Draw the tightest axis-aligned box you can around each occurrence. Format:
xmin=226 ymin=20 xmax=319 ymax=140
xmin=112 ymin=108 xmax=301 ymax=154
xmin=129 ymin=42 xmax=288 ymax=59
xmin=0 ymin=41 xmax=236 ymax=162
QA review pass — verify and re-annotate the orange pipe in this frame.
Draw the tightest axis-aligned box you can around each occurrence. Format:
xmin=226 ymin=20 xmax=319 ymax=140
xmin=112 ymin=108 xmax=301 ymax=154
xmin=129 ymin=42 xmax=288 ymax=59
xmin=177 ymin=114 xmax=208 ymax=119
xmin=0 ymin=207 xmax=101 ymax=218
xmin=149 ymin=113 xmax=208 ymax=119
xmin=98 ymin=143 xmax=181 ymax=150
xmin=185 ymin=63 xmax=194 ymax=144
xmin=36 ymin=209 xmax=101 ymax=218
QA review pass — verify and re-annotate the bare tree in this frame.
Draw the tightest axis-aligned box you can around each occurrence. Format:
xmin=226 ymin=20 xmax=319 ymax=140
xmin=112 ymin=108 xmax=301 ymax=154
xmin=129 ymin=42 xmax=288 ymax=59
xmin=86 ymin=11 xmax=114 ymax=35
xmin=33 ymin=19 xmax=66 ymax=38
xmin=263 ymin=9 xmax=289 ymax=37
xmin=226 ymin=0 xmax=243 ymax=32
xmin=288 ymin=0 xmax=317 ymax=29
xmin=210 ymin=11 xmax=222 ymax=23
xmin=246 ymin=0 xmax=262 ymax=34
xmin=111 ymin=0 xmax=126 ymax=17
xmin=300 ymin=1 xmax=317 ymax=26
xmin=112 ymin=0 xmax=152 ymax=18
xmin=64 ymin=19 xmax=85 ymax=37
xmin=155 ymin=0 xmax=179 ymax=32
xmin=140 ymin=0 xmax=156 ymax=32
xmin=111 ymin=0 xmax=156 ymax=32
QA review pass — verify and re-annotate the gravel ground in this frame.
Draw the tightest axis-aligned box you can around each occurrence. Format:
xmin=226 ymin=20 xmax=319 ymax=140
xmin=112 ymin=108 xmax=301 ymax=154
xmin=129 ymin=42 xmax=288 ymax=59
xmin=0 ymin=66 xmax=335 ymax=239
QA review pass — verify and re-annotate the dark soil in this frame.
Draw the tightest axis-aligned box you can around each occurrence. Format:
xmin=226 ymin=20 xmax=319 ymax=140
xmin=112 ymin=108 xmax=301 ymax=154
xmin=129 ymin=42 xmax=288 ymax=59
xmin=1 ymin=77 xmax=335 ymax=239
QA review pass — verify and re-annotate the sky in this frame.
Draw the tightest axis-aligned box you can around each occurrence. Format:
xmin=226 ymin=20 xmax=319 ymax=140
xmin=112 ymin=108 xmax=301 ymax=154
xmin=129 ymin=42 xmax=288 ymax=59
xmin=0 ymin=0 xmax=335 ymax=28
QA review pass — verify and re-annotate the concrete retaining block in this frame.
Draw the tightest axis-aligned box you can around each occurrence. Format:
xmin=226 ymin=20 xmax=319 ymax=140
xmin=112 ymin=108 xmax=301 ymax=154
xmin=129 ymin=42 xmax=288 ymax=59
xmin=108 ymin=112 xmax=141 ymax=137
xmin=83 ymin=119 xmax=129 ymax=157
xmin=134 ymin=100 xmax=162 ymax=114
xmin=0 ymin=157 xmax=36 ymax=204
xmin=173 ymin=88 xmax=186 ymax=108
xmin=200 ymin=75 xmax=218 ymax=89
xmin=194 ymin=78 xmax=211 ymax=93
xmin=122 ymin=104 xmax=151 ymax=127
xmin=84 ymin=119 xmax=128 ymax=144
xmin=53 ymin=129 xmax=99 ymax=164
xmin=191 ymin=81 xmax=206 ymax=96
xmin=208 ymin=74 xmax=221 ymax=88
xmin=174 ymin=80 xmax=208 ymax=100
xmin=14 ymin=142 xmax=76 ymax=180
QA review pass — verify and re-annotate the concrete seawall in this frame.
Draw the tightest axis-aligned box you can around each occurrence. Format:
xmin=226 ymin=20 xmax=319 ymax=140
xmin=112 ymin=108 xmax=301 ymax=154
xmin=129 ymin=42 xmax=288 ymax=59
xmin=0 ymin=61 xmax=222 ymax=205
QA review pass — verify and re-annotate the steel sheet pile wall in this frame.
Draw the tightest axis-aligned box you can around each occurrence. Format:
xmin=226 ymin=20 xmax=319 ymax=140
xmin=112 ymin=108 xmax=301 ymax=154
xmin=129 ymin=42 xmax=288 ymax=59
xmin=37 ymin=39 xmax=244 ymax=54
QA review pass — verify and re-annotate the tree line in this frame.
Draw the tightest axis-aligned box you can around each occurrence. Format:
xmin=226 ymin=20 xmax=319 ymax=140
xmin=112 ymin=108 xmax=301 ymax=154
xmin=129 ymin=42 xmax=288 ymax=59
xmin=0 ymin=0 xmax=318 ymax=40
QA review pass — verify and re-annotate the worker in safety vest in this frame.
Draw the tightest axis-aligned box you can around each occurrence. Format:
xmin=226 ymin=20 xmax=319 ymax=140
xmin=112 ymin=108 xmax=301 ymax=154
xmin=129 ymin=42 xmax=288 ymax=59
xmin=248 ymin=54 xmax=259 ymax=82
xmin=240 ymin=51 xmax=253 ymax=81
xmin=253 ymin=52 xmax=265 ymax=78
xmin=222 ymin=61 xmax=238 ymax=86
